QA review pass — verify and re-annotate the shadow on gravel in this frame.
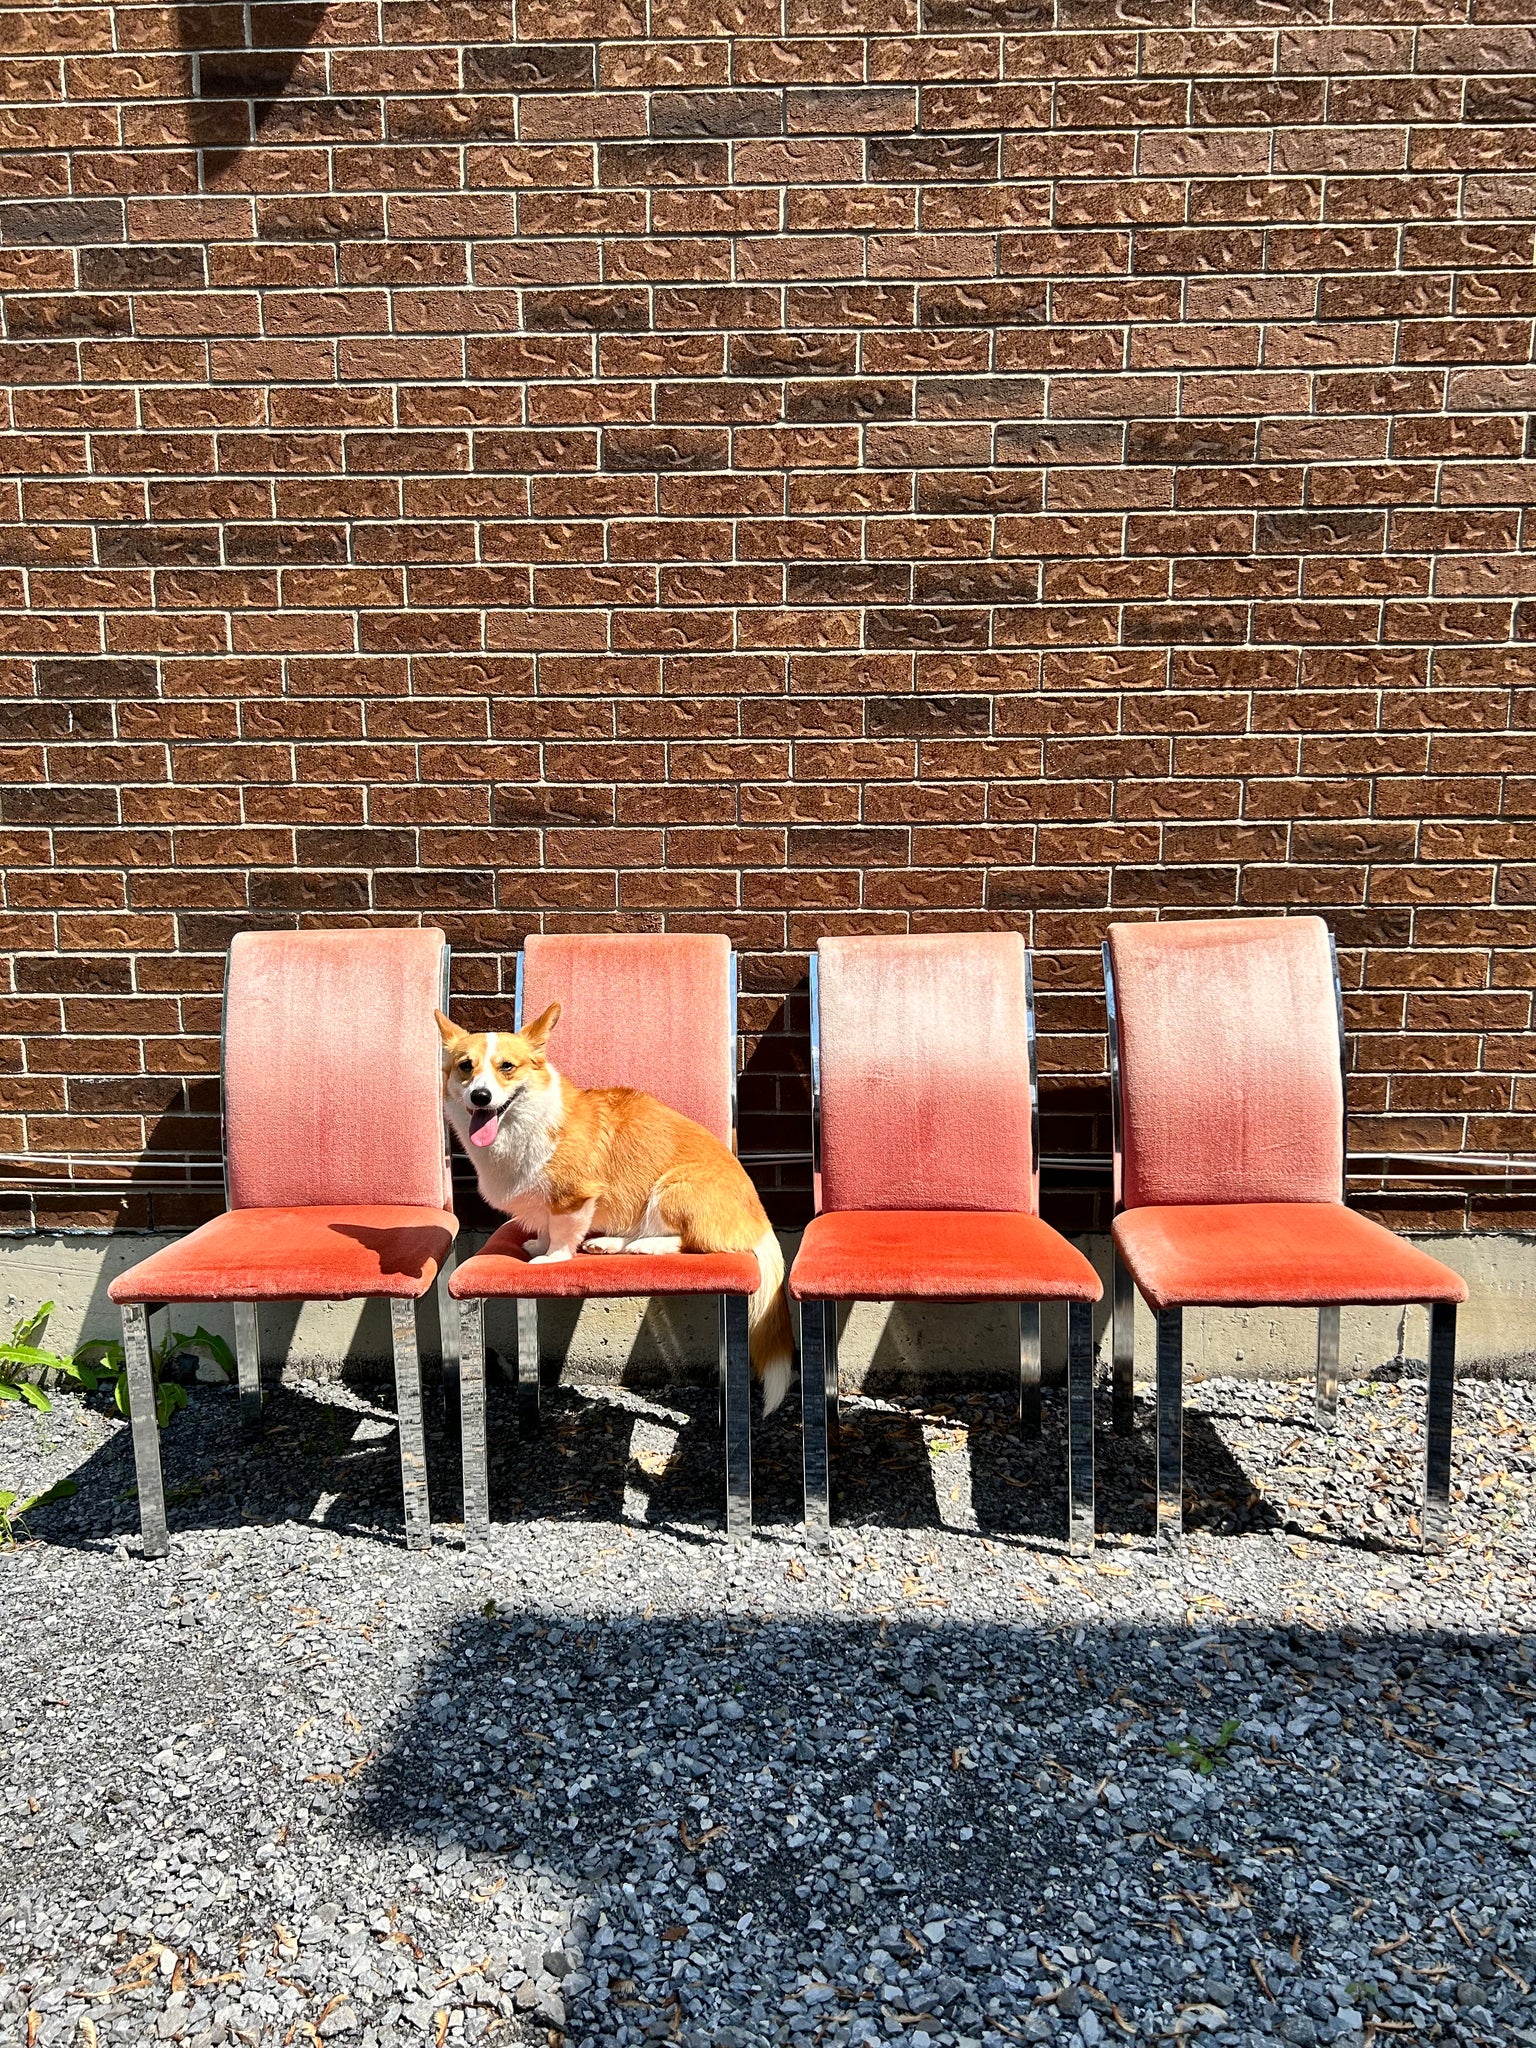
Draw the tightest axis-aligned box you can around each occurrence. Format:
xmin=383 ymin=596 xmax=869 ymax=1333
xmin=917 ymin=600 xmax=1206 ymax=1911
xmin=355 ymin=1605 xmax=1536 ymax=2044
xmin=22 ymin=1371 xmax=1322 ymax=1555
xmin=16 ymin=1366 xmax=466 ymax=1554
xmin=25 ymin=1357 xmax=1443 ymax=1563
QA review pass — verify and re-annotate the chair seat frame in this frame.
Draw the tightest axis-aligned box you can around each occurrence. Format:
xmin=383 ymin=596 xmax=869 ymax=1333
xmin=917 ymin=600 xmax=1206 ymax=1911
xmin=455 ymin=946 xmax=754 ymax=1545
xmin=798 ymin=947 xmax=1096 ymax=1556
xmin=121 ymin=939 xmax=457 ymax=1559
xmin=1104 ymin=927 xmax=1457 ymax=1553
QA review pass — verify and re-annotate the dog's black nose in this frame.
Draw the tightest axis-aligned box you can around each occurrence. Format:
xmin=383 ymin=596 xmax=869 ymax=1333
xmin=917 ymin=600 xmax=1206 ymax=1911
xmin=468 ymin=1087 xmax=492 ymax=1108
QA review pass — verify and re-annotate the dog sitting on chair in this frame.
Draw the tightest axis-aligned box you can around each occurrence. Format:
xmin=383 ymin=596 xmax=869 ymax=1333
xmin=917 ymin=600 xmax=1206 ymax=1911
xmin=436 ymin=1003 xmax=794 ymax=1413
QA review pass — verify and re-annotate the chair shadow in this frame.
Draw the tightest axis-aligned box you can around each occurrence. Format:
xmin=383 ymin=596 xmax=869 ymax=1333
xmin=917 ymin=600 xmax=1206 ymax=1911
xmin=15 ymin=1361 xmax=468 ymax=1556
xmin=474 ymin=1351 xmax=809 ymax=1540
xmin=176 ymin=0 xmax=330 ymax=157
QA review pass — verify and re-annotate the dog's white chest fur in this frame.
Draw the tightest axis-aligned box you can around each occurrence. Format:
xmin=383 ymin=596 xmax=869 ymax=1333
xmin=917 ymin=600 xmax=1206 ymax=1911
xmin=448 ymin=1077 xmax=562 ymax=1233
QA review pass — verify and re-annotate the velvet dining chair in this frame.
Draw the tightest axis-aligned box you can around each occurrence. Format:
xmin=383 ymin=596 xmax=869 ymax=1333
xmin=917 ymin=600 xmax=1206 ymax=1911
xmin=448 ymin=932 xmax=762 ymax=1543
xmin=108 ymin=927 xmax=460 ymax=1557
xmin=1103 ymin=914 xmax=1469 ymax=1550
xmin=788 ymin=933 xmax=1104 ymax=1552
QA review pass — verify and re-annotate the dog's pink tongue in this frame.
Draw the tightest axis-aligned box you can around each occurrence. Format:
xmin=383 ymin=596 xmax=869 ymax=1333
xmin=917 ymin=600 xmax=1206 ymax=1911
xmin=468 ymin=1107 xmax=500 ymax=1148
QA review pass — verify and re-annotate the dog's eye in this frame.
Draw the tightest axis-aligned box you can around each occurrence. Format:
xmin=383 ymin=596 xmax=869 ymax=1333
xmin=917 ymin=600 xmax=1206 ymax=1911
xmin=457 ymin=1059 xmax=473 ymax=1074
xmin=497 ymin=1061 xmax=516 ymax=1077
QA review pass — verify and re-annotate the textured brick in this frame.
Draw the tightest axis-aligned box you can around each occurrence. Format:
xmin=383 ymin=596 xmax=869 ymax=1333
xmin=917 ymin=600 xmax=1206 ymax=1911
xmin=0 ymin=5 xmax=1526 ymax=1227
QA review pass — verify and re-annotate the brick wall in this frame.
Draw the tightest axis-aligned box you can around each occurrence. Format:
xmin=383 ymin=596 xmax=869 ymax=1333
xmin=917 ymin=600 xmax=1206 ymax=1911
xmin=2 ymin=2 xmax=1534 ymax=1236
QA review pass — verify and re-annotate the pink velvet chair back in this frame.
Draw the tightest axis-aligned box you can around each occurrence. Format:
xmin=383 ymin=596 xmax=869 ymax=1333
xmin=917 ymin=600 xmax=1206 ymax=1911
xmin=1106 ymin=915 xmax=1345 ymax=1211
xmin=520 ymin=934 xmax=735 ymax=1149
xmin=815 ymin=934 xmax=1037 ymax=1215
xmin=223 ymin=927 xmax=452 ymax=1211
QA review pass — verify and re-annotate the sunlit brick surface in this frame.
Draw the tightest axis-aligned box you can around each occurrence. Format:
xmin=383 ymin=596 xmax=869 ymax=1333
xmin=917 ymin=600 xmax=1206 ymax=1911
xmin=2 ymin=3 xmax=1533 ymax=1230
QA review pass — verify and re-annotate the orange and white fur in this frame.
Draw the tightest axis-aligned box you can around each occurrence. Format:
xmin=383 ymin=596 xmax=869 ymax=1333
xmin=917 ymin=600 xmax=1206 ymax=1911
xmin=436 ymin=1003 xmax=794 ymax=1414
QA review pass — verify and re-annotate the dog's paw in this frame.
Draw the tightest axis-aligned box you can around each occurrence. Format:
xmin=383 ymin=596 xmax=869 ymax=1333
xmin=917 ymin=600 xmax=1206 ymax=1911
xmin=528 ymin=1247 xmax=573 ymax=1265
xmin=522 ymin=1235 xmax=549 ymax=1257
xmin=580 ymin=1236 xmax=627 ymax=1255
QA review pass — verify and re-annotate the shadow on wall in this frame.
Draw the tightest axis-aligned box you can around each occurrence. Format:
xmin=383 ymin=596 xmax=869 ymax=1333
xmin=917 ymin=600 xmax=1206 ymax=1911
xmin=177 ymin=0 xmax=330 ymax=155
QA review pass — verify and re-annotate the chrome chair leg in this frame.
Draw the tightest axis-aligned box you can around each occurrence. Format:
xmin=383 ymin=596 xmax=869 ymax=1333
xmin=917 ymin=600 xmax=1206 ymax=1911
xmin=1018 ymin=1302 xmax=1041 ymax=1438
xmin=826 ymin=1299 xmax=841 ymax=1442
xmin=717 ymin=1295 xmax=727 ymax=1432
xmin=1423 ymin=1301 xmax=1456 ymax=1554
xmin=233 ymin=1300 xmax=262 ymax=1430
xmin=459 ymin=1296 xmax=489 ymax=1540
xmin=516 ymin=1297 xmax=540 ymax=1436
xmin=1316 ymin=1304 xmax=1340 ymax=1429
xmin=1112 ymin=1249 xmax=1135 ymax=1435
xmin=1066 ymin=1298 xmax=1095 ymax=1557
xmin=390 ymin=1296 xmax=431 ymax=1551
xmin=722 ymin=1292 xmax=752 ymax=1545
xmin=801 ymin=1299 xmax=831 ymax=1544
xmin=1155 ymin=1306 xmax=1183 ymax=1543
xmin=434 ymin=1239 xmax=461 ymax=1442
xmin=122 ymin=1302 xmax=169 ymax=1560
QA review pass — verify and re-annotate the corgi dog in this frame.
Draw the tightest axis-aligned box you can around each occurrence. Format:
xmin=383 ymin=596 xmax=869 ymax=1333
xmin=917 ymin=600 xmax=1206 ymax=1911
xmin=436 ymin=1002 xmax=794 ymax=1414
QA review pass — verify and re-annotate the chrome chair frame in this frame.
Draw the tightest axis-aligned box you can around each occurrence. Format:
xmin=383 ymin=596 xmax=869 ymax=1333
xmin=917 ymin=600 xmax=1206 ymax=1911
xmin=121 ymin=938 xmax=453 ymax=1557
xmin=799 ymin=948 xmax=1095 ymax=1555
xmin=1102 ymin=927 xmax=1458 ymax=1552
xmin=458 ymin=946 xmax=753 ymax=1544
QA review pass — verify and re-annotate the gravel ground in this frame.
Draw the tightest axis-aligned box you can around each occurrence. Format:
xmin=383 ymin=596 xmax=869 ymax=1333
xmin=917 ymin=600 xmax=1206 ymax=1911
xmin=0 ymin=1356 xmax=1533 ymax=2048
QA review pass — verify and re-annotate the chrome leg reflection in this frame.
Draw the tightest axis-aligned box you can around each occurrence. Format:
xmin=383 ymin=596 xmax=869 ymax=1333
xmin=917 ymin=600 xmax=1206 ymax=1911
xmin=1155 ymin=1306 xmax=1183 ymax=1544
xmin=800 ymin=1299 xmax=831 ymax=1544
xmin=1423 ymin=1301 xmax=1456 ymax=1554
xmin=1066 ymin=1299 xmax=1095 ymax=1557
xmin=1018 ymin=1302 xmax=1041 ymax=1439
xmin=459 ymin=1295 xmax=489 ymax=1540
xmin=1316 ymin=1304 xmax=1340 ymax=1429
xmin=233 ymin=1300 xmax=262 ymax=1430
xmin=1112 ymin=1250 xmax=1134 ymax=1436
xmin=390 ymin=1296 xmax=431 ymax=1552
xmin=723 ymin=1292 xmax=752 ymax=1545
xmin=123 ymin=1302 xmax=169 ymax=1560
xmin=516 ymin=1297 xmax=540 ymax=1437
xmin=826 ymin=1301 xmax=842 ymax=1444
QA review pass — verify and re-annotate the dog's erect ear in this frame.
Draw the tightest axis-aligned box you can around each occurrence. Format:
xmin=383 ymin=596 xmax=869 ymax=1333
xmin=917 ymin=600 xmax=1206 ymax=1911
xmin=522 ymin=1000 xmax=561 ymax=1051
xmin=434 ymin=1009 xmax=461 ymax=1047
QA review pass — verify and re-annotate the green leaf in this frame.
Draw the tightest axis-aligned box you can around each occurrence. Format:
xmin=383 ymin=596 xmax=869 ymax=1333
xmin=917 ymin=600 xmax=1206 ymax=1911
xmin=0 ymin=1491 xmax=15 ymax=1514
xmin=0 ymin=1382 xmax=20 ymax=1402
xmin=18 ymin=1478 xmax=77 ymax=1516
xmin=156 ymin=1380 xmax=189 ymax=1429
xmin=75 ymin=1339 xmax=124 ymax=1373
xmin=190 ymin=1326 xmax=236 ymax=1375
xmin=17 ymin=1382 xmax=52 ymax=1413
xmin=114 ymin=1372 xmax=131 ymax=1419
xmin=0 ymin=1341 xmax=67 ymax=1372
xmin=10 ymin=1301 xmax=53 ymax=1345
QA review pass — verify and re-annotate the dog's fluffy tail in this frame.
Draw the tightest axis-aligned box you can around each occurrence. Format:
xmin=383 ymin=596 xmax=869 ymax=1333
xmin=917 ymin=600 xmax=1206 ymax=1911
xmin=750 ymin=1227 xmax=795 ymax=1415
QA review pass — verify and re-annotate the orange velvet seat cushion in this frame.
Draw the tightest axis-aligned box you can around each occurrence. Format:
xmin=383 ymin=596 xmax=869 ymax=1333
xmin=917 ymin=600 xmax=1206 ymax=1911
xmin=107 ymin=1205 xmax=458 ymax=1305
xmin=1113 ymin=1202 xmax=1469 ymax=1312
xmin=450 ymin=1221 xmax=760 ymax=1300
xmin=789 ymin=1210 xmax=1102 ymax=1305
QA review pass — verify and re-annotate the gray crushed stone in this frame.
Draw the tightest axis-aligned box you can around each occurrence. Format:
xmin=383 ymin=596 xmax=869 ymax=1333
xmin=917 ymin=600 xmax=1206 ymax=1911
xmin=0 ymin=1361 xmax=1532 ymax=2048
